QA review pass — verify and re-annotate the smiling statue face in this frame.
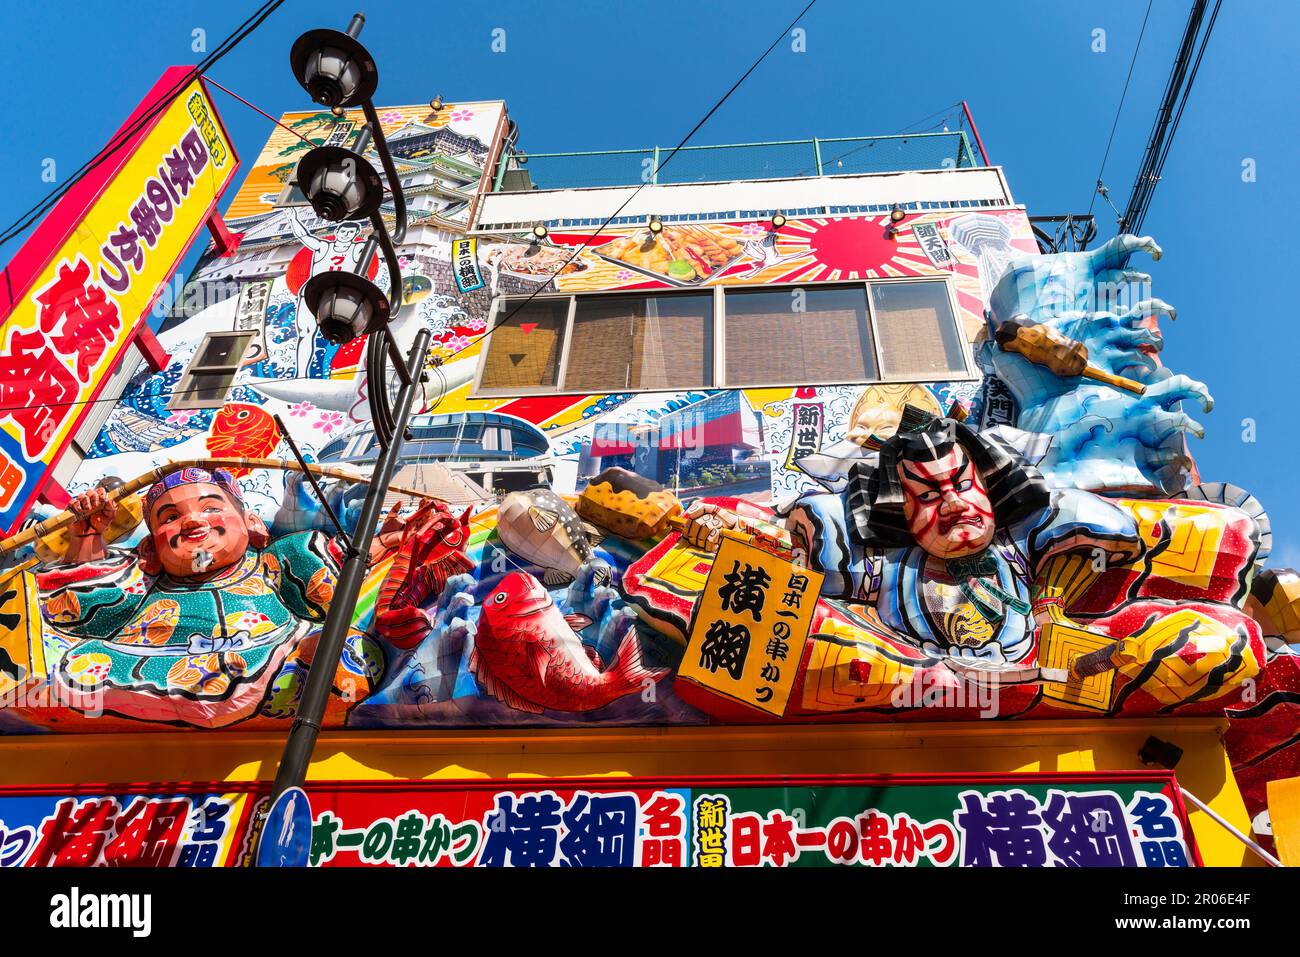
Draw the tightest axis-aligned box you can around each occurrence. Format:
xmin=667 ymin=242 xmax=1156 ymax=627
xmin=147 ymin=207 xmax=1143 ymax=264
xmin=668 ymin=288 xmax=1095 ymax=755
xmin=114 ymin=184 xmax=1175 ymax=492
xmin=147 ymin=483 xmax=253 ymax=578
xmin=898 ymin=447 xmax=995 ymax=559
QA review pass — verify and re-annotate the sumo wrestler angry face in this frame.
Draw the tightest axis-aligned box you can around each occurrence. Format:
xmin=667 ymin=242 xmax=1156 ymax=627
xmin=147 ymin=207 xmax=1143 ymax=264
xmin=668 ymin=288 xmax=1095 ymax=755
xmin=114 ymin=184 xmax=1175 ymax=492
xmin=898 ymin=445 xmax=995 ymax=559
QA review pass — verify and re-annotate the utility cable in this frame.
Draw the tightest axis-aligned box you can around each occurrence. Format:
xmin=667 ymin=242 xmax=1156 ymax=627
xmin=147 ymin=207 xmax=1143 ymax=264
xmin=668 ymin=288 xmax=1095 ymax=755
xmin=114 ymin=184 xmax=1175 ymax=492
xmin=0 ymin=0 xmax=286 ymax=252
xmin=440 ymin=0 xmax=819 ymax=365
xmin=1088 ymin=0 xmax=1154 ymax=217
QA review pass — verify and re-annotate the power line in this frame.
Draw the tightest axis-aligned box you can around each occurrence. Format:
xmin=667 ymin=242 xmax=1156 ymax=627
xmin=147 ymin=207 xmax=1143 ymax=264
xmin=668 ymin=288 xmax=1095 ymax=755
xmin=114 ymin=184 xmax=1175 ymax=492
xmin=203 ymin=75 xmax=317 ymax=146
xmin=1116 ymin=0 xmax=1219 ymax=235
xmin=1088 ymin=0 xmax=1154 ymax=217
xmin=805 ymin=101 xmax=964 ymax=175
xmin=0 ymin=0 xmax=286 ymax=253
xmin=0 ymin=0 xmax=284 ymax=248
xmin=1122 ymin=0 xmax=1221 ymax=234
xmin=6 ymin=0 xmax=816 ymax=423
xmin=441 ymin=0 xmax=819 ymax=364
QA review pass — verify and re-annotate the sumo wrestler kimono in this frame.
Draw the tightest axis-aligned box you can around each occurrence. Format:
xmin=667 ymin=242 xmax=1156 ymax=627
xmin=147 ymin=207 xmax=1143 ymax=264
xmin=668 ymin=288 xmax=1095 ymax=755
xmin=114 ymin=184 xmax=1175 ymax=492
xmin=36 ymin=530 xmax=381 ymax=728
xmin=789 ymin=484 xmax=1142 ymax=662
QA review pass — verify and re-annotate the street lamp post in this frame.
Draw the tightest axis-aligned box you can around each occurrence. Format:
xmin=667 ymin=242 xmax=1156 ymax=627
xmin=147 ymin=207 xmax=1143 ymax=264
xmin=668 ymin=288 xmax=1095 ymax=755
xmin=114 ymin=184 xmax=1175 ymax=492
xmin=268 ymin=328 xmax=428 ymax=801
xmin=263 ymin=12 xmax=429 ymax=828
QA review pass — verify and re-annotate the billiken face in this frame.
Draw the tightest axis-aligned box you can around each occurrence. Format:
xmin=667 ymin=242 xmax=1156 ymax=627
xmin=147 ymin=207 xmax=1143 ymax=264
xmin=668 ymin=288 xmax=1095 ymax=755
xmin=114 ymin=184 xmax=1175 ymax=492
xmin=898 ymin=446 xmax=995 ymax=559
xmin=144 ymin=483 xmax=267 ymax=579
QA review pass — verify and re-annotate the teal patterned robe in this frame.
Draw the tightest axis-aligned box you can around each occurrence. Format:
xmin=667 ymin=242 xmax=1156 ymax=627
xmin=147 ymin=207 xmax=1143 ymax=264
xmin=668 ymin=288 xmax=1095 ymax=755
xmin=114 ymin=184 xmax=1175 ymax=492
xmin=36 ymin=531 xmax=369 ymax=728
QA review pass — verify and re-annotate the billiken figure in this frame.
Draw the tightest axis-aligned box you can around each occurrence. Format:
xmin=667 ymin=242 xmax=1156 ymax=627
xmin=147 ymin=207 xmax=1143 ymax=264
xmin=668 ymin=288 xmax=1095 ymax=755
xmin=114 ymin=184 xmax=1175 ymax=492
xmin=683 ymin=406 xmax=1260 ymax=707
xmin=36 ymin=468 xmax=383 ymax=728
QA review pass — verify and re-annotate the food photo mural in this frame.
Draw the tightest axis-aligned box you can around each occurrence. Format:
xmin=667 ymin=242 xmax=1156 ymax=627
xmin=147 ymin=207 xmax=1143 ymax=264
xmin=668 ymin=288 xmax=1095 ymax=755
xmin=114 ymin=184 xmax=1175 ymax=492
xmin=0 ymin=101 xmax=1296 ymax=855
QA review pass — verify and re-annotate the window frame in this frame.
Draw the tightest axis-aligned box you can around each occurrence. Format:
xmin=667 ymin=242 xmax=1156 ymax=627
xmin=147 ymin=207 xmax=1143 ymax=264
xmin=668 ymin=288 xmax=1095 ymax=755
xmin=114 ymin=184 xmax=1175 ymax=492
xmin=718 ymin=283 xmax=880 ymax=390
xmin=470 ymin=276 xmax=975 ymax=398
xmin=169 ymin=330 xmax=256 ymax=410
xmin=863 ymin=275 xmax=974 ymax=384
xmin=562 ymin=287 xmax=717 ymax=394
xmin=470 ymin=294 xmax=577 ymax=398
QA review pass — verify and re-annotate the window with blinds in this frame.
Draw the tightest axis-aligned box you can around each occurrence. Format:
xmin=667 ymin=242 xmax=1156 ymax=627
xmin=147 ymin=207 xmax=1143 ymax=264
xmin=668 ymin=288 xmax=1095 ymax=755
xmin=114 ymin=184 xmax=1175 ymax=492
xmin=723 ymin=287 xmax=876 ymax=386
xmin=473 ymin=279 xmax=969 ymax=397
xmin=870 ymin=280 xmax=968 ymax=379
xmin=563 ymin=293 xmax=712 ymax=392
xmin=475 ymin=298 xmax=570 ymax=394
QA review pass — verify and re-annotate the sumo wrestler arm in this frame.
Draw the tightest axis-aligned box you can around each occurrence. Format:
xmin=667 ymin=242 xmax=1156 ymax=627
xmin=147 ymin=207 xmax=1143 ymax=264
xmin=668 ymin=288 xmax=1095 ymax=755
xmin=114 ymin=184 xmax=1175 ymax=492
xmin=39 ymin=488 xmax=152 ymax=640
xmin=65 ymin=487 xmax=117 ymax=565
xmin=1023 ymin=491 xmax=1261 ymax=706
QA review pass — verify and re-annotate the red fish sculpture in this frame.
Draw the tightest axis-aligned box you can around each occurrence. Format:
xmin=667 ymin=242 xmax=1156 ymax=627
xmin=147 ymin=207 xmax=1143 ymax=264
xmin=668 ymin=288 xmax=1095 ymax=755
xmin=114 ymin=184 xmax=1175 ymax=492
xmin=206 ymin=403 xmax=281 ymax=476
xmin=471 ymin=571 xmax=667 ymax=713
xmin=374 ymin=500 xmax=476 ymax=649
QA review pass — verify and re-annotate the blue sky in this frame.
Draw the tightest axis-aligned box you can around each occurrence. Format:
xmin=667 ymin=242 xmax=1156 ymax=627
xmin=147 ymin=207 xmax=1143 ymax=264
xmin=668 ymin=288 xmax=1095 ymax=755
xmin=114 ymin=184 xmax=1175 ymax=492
xmin=1 ymin=0 xmax=1296 ymax=561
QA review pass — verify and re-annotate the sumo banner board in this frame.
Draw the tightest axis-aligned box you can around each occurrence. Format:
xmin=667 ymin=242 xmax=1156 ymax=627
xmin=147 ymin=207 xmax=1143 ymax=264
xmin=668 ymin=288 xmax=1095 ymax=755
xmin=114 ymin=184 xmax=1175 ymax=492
xmin=0 ymin=67 xmax=238 ymax=533
xmin=0 ymin=773 xmax=1199 ymax=867
xmin=0 ymin=786 xmax=255 ymax=867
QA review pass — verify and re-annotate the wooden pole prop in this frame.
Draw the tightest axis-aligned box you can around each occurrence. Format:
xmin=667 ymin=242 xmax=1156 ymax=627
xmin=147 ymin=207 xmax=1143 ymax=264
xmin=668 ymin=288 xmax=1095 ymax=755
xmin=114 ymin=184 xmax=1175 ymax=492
xmin=995 ymin=321 xmax=1147 ymax=395
xmin=0 ymin=457 xmax=445 ymax=557
xmin=663 ymin=514 xmax=755 ymax=547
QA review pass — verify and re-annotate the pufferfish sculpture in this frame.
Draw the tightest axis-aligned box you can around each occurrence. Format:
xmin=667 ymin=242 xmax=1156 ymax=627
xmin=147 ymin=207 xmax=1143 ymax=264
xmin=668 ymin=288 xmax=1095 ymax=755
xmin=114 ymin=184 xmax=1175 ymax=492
xmin=497 ymin=488 xmax=611 ymax=587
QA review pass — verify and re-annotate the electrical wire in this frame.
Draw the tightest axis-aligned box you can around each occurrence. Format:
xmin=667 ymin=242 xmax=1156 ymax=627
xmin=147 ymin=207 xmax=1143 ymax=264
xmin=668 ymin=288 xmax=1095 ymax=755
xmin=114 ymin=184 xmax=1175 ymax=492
xmin=0 ymin=0 xmax=284 ymax=249
xmin=811 ymin=102 xmax=964 ymax=174
xmin=0 ymin=0 xmax=286 ymax=252
xmin=203 ymin=75 xmax=317 ymax=146
xmin=1124 ymin=0 xmax=1221 ymax=234
xmin=6 ymin=0 xmax=816 ymax=423
xmin=440 ymin=0 xmax=819 ymax=364
xmin=1088 ymin=0 xmax=1154 ymax=217
xmin=7 ymin=1 xmax=819 ymax=427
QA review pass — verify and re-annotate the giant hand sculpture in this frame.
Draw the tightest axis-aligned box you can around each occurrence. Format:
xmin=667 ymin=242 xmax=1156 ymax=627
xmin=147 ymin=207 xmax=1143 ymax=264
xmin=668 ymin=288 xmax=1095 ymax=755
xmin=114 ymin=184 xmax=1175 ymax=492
xmin=986 ymin=235 xmax=1211 ymax=494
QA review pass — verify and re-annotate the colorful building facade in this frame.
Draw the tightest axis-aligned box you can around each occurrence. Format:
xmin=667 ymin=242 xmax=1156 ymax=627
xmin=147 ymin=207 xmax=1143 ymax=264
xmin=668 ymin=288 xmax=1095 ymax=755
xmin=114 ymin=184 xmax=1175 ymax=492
xmin=1 ymin=91 xmax=1297 ymax=868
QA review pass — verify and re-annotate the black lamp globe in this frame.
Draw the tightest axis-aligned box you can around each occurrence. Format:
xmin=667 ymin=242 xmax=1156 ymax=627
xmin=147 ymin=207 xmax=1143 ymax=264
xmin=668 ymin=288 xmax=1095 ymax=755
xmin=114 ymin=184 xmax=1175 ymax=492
xmin=289 ymin=27 xmax=379 ymax=109
xmin=295 ymin=145 xmax=385 ymax=222
xmin=303 ymin=270 xmax=390 ymax=345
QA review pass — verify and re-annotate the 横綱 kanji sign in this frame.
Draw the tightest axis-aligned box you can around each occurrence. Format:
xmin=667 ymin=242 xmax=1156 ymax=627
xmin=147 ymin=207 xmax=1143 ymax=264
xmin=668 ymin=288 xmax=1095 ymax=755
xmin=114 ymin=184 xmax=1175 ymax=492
xmin=679 ymin=538 xmax=822 ymax=717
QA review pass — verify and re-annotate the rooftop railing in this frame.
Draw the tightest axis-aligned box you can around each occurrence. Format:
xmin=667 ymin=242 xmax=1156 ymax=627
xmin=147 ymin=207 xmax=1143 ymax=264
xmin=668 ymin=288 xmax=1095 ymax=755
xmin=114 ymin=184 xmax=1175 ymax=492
xmin=492 ymin=132 xmax=980 ymax=192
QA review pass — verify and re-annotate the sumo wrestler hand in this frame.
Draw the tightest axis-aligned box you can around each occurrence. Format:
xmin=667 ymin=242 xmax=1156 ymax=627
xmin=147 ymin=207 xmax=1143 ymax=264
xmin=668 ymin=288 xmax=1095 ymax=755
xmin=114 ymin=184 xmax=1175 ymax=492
xmin=681 ymin=502 xmax=740 ymax=552
xmin=1104 ymin=612 xmax=1260 ymax=708
xmin=65 ymin=487 xmax=117 ymax=563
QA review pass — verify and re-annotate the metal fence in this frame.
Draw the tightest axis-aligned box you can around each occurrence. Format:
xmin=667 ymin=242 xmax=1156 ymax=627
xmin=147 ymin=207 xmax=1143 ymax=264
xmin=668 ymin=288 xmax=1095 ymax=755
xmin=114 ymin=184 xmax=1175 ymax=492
xmin=493 ymin=132 xmax=980 ymax=192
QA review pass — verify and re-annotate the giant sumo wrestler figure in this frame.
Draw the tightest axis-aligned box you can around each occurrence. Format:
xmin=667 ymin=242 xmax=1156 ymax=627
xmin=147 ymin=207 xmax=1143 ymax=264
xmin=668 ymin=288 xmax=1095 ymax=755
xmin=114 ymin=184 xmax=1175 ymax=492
xmin=683 ymin=406 xmax=1260 ymax=705
xmin=35 ymin=467 xmax=382 ymax=728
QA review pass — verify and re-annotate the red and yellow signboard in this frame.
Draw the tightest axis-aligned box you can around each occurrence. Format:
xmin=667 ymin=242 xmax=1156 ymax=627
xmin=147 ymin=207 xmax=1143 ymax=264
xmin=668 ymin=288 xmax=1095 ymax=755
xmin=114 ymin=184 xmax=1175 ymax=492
xmin=0 ymin=68 xmax=238 ymax=532
xmin=0 ymin=773 xmax=1199 ymax=867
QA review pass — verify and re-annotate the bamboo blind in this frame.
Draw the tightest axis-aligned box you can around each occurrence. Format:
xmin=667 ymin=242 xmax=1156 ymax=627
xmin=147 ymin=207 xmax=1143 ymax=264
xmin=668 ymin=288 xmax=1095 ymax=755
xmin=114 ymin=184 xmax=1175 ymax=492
xmin=870 ymin=282 xmax=966 ymax=378
xmin=724 ymin=287 xmax=876 ymax=386
xmin=479 ymin=299 xmax=568 ymax=391
xmin=563 ymin=294 xmax=712 ymax=391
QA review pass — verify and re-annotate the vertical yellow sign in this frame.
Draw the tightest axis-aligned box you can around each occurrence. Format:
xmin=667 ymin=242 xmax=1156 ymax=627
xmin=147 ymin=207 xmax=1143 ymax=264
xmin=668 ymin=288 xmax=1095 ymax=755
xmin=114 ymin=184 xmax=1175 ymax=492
xmin=0 ymin=565 xmax=40 ymax=699
xmin=678 ymin=538 xmax=822 ymax=717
